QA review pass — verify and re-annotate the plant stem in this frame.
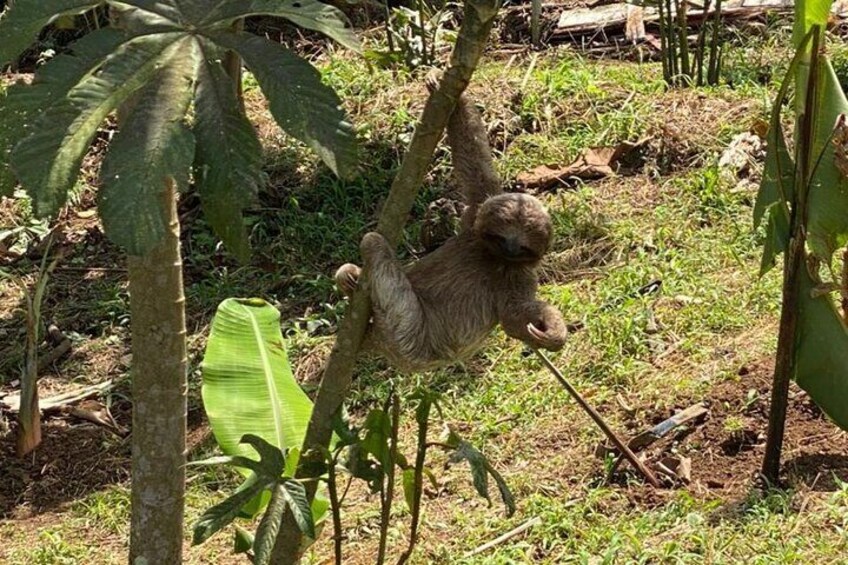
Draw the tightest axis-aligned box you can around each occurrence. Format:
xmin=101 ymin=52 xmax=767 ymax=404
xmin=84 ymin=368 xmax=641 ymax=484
xmin=676 ymin=0 xmax=690 ymax=81
xmin=694 ymin=0 xmax=711 ymax=86
xmin=531 ymin=0 xmax=542 ymax=49
xmin=377 ymin=394 xmax=400 ymax=565
xmin=657 ymin=0 xmax=670 ymax=83
xmin=327 ymin=454 xmax=343 ymax=565
xmin=397 ymin=395 xmax=432 ymax=565
xmin=761 ymin=28 xmax=821 ymax=485
xmin=707 ymin=0 xmax=722 ymax=85
xmin=268 ymin=2 xmax=501 ymax=562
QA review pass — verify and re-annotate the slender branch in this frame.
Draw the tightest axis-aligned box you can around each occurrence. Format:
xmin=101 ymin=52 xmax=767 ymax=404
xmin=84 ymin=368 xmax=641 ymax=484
xmin=377 ymin=394 xmax=400 ymax=565
xmin=534 ymin=349 xmax=661 ymax=488
xmin=327 ymin=455 xmax=343 ymax=565
xmin=397 ymin=396 xmax=432 ymax=565
xmin=268 ymin=2 xmax=502 ymax=562
xmin=761 ymin=27 xmax=821 ymax=485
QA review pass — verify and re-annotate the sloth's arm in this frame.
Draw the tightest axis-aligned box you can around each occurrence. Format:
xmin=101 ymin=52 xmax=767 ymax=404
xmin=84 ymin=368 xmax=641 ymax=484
xmin=499 ymin=297 xmax=567 ymax=352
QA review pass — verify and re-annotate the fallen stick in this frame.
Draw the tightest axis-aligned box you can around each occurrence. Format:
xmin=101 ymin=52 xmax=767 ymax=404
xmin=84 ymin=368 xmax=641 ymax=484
xmin=1 ymin=379 xmax=116 ymax=412
xmin=465 ymin=516 xmax=542 ymax=557
xmin=533 ymin=349 xmax=662 ymax=488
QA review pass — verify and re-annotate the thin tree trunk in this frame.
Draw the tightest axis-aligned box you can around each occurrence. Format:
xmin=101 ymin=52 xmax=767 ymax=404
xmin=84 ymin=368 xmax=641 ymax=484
xmin=761 ymin=29 xmax=820 ymax=484
xmin=128 ymin=179 xmax=188 ymax=564
xmin=268 ymin=1 xmax=502 ymax=562
xmin=531 ymin=0 xmax=542 ymax=49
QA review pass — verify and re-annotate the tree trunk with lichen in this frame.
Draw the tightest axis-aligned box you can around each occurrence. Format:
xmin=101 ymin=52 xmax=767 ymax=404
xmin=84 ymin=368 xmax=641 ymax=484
xmin=268 ymin=0 xmax=503 ymax=562
xmin=128 ymin=180 xmax=188 ymax=565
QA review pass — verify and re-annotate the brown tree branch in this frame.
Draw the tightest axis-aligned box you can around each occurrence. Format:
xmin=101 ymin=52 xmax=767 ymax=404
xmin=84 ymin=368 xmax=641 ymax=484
xmin=269 ymin=1 xmax=502 ymax=562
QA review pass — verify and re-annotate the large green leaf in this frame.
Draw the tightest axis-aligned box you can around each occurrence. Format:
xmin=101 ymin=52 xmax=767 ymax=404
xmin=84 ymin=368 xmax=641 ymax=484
xmin=193 ymin=44 xmax=264 ymax=262
xmin=805 ymin=60 xmax=848 ymax=262
xmin=0 ymin=27 xmax=127 ymax=196
xmin=203 ymin=0 xmax=361 ymax=53
xmin=98 ymin=44 xmax=196 ymax=255
xmin=10 ymin=31 xmax=186 ymax=217
xmin=213 ymin=31 xmax=358 ymax=178
xmin=201 ymin=298 xmax=313 ymax=471
xmin=795 ymin=265 xmax=848 ymax=431
xmin=0 ymin=0 xmax=102 ymax=67
xmin=792 ymin=0 xmax=832 ymax=49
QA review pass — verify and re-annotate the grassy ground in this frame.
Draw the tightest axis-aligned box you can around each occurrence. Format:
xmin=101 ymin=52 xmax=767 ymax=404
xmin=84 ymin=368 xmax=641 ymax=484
xmin=2 ymin=18 xmax=848 ymax=565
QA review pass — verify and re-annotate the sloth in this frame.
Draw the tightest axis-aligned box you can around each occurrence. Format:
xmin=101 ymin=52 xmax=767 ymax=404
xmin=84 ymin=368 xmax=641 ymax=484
xmin=335 ymin=91 xmax=567 ymax=372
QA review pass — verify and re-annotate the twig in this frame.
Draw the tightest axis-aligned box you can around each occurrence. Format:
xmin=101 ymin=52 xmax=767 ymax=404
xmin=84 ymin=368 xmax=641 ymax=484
xmin=533 ymin=349 xmax=661 ymax=488
xmin=465 ymin=516 xmax=542 ymax=557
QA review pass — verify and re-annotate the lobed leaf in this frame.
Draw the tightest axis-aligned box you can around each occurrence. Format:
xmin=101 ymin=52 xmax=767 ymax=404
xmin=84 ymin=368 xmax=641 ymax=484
xmin=192 ymin=474 xmax=273 ymax=546
xmin=253 ymin=483 xmax=289 ymax=565
xmin=0 ymin=27 xmax=127 ymax=196
xmin=193 ymin=43 xmax=264 ymax=262
xmin=211 ymin=31 xmax=358 ymax=178
xmin=11 ymin=31 xmax=187 ymax=217
xmin=203 ymin=0 xmax=361 ymax=53
xmin=0 ymin=0 xmax=102 ymax=67
xmin=98 ymin=42 xmax=197 ymax=255
xmin=280 ymin=479 xmax=316 ymax=540
xmin=239 ymin=434 xmax=287 ymax=478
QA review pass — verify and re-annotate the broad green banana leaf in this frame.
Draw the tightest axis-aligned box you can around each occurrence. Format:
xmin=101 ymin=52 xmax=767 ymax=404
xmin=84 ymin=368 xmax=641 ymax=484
xmin=202 ymin=298 xmax=312 ymax=472
xmin=795 ymin=266 xmax=848 ymax=431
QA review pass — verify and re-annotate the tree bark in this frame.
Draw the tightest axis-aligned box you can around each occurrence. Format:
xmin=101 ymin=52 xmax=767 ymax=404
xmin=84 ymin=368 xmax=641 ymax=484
xmin=268 ymin=0 xmax=502 ymax=562
xmin=128 ymin=180 xmax=188 ymax=565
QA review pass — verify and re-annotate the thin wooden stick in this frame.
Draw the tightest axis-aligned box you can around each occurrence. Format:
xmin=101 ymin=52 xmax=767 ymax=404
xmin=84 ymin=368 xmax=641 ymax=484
xmin=533 ymin=349 xmax=661 ymax=488
xmin=465 ymin=516 xmax=542 ymax=557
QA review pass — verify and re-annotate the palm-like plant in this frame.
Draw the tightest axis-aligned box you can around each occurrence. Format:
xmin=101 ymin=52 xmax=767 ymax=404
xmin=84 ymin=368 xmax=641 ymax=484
xmin=0 ymin=2 xmax=359 ymax=563
xmin=0 ymin=0 xmax=359 ymax=257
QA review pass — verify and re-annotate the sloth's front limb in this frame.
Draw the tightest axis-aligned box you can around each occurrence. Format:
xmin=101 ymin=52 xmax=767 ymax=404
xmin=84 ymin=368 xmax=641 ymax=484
xmin=499 ymin=299 xmax=567 ymax=351
xmin=360 ymin=232 xmax=429 ymax=361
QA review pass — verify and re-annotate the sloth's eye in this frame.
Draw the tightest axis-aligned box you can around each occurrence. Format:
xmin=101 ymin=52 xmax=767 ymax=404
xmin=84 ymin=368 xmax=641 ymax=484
xmin=520 ymin=246 xmax=535 ymax=256
xmin=484 ymin=233 xmax=505 ymax=243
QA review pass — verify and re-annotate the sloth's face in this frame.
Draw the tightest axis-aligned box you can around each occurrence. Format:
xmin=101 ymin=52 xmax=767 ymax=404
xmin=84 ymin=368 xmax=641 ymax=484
xmin=474 ymin=193 xmax=552 ymax=263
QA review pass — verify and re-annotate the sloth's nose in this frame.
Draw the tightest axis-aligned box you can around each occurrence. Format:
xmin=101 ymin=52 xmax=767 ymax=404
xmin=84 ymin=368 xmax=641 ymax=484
xmin=500 ymin=237 xmax=522 ymax=257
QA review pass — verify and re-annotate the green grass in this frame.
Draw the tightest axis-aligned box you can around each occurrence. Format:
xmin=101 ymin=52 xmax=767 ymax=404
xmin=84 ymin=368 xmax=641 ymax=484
xmin=3 ymin=25 xmax=848 ymax=565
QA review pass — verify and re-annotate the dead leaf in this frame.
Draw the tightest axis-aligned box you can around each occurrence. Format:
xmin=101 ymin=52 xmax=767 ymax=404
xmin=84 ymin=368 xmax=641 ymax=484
xmin=516 ymin=140 xmax=649 ymax=190
xmin=654 ymin=455 xmax=692 ymax=483
xmin=625 ymin=5 xmax=646 ymax=43
xmin=833 ymin=114 xmax=848 ymax=179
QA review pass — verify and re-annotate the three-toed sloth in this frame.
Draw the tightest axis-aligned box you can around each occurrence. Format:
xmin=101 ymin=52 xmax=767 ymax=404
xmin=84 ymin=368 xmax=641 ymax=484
xmin=335 ymin=92 xmax=567 ymax=372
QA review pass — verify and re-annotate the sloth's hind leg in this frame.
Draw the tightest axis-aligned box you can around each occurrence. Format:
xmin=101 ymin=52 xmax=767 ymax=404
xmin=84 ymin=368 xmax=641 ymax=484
xmin=360 ymin=232 xmax=429 ymax=362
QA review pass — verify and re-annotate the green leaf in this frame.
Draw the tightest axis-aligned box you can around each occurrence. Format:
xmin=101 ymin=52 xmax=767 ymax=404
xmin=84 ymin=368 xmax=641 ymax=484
xmin=794 ymin=265 xmax=848 ymax=431
xmin=193 ymin=474 xmax=272 ymax=545
xmin=253 ymin=483 xmax=289 ymax=565
xmin=239 ymin=433 xmax=287 ymax=478
xmin=201 ymin=298 xmax=313 ymax=479
xmin=448 ymin=437 xmax=515 ymax=517
xmin=759 ymin=202 xmax=792 ymax=276
xmin=450 ymin=441 xmax=490 ymax=504
xmin=11 ymin=31 xmax=187 ymax=217
xmin=280 ymin=479 xmax=317 ymax=540
xmin=402 ymin=468 xmax=415 ymax=511
xmin=0 ymin=0 xmax=101 ymax=67
xmin=0 ymin=27 xmax=127 ymax=196
xmin=233 ymin=526 xmax=254 ymax=554
xmin=792 ymin=0 xmax=832 ymax=49
xmin=360 ymin=409 xmax=391 ymax=469
xmin=193 ymin=45 xmax=263 ymax=262
xmin=98 ymin=46 xmax=197 ymax=255
xmin=805 ymin=60 xmax=848 ymax=262
xmin=203 ymin=0 xmax=361 ymax=53
xmin=212 ymin=31 xmax=358 ymax=178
